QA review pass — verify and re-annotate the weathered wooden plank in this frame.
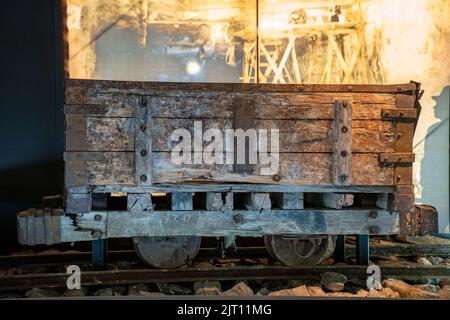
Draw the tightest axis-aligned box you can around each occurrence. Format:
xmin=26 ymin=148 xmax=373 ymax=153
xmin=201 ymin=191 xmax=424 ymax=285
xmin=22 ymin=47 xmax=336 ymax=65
xmin=64 ymin=160 xmax=86 ymax=188
xmin=65 ymin=115 xmax=87 ymax=151
xmin=64 ymin=85 xmax=89 ymax=104
xmin=65 ymin=78 xmax=418 ymax=94
xmin=154 ymin=152 xmax=393 ymax=185
xmin=399 ymin=209 xmax=417 ymax=236
xmin=395 ymin=93 xmax=416 ymax=108
xmin=50 ymin=210 xmax=62 ymax=244
xmin=65 ymin=94 xmax=398 ymax=120
xmin=64 ymin=151 xmax=394 ymax=186
xmin=16 ymin=209 xmax=63 ymax=245
xmin=171 ymin=192 xmax=193 ymax=211
xmin=322 ymin=193 xmax=354 ymax=209
xmin=64 ymin=211 xmax=108 ymax=241
xmin=64 ymin=152 xmax=134 ymax=187
xmin=273 ymin=193 xmax=304 ymax=209
xmin=394 ymin=165 xmax=414 ymax=185
xmin=415 ymin=205 xmax=439 ymax=235
xmin=66 ymin=192 xmax=92 ymax=213
xmin=87 ymin=184 xmax=395 ymax=195
xmin=59 ymin=209 xmax=399 ymax=241
xmin=154 ymin=118 xmax=231 ymax=152
xmin=17 ymin=215 xmax=28 ymax=245
xmin=75 ymin=117 xmax=394 ymax=153
xmin=65 ymin=115 xmax=133 ymax=152
xmin=205 ymin=193 xmax=223 ymax=211
xmin=43 ymin=208 xmax=54 ymax=245
xmin=127 ymin=193 xmax=153 ymax=213
xmin=333 ymin=100 xmax=352 ymax=185
xmin=26 ymin=209 xmax=36 ymax=246
xmin=244 ymin=193 xmax=271 ymax=210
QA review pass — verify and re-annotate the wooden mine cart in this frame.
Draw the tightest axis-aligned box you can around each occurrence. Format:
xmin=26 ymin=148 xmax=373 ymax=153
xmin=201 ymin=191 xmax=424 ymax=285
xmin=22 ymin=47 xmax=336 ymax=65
xmin=17 ymin=79 xmax=422 ymax=268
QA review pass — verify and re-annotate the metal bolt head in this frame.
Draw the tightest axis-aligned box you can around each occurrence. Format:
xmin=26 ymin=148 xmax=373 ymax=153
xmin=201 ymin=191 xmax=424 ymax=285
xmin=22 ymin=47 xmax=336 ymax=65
xmin=140 ymin=175 xmax=148 ymax=182
xmin=233 ymin=213 xmax=244 ymax=224
xmin=341 ymin=150 xmax=347 ymax=157
xmin=94 ymin=214 xmax=102 ymax=221
xmin=368 ymin=211 xmax=378 ymax=219
xmin=92 ymin=230 xmax=102 ymax=238
xmin=272 ymin=174 xmax=281 ymax=182
xmin=140 ymin=124 xmax=147 ymax=132
xmin=341 ymin=126 xmax=348 ymax=133
xmin=368 ymin=226 xmax=379 ymax=234
xmin=141 ymin=149 xmax=147 ymax=156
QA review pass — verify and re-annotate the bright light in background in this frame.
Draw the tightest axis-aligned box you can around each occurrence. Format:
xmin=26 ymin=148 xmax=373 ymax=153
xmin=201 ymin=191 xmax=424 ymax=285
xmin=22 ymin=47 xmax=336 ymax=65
xmin=211 ymin=25 xmax=225 ymax=44
xmin=186 ymin=60 xmax=201 ymax=75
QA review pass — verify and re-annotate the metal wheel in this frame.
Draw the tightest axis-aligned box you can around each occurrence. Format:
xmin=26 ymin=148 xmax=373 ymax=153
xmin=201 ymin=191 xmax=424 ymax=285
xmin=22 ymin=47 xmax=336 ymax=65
xmin=266 ymin=235 xmax=336 ymax=267
xmin=263 ymin=235 xmax=276 ymax=258
xmin=133 ymin=236 xmax=201 ymax=269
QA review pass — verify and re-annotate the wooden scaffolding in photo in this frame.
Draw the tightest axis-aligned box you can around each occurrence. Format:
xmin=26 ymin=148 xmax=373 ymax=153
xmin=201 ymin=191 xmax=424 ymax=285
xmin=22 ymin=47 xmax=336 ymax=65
xmin=242 ymin=0 xmax=382 ymax=84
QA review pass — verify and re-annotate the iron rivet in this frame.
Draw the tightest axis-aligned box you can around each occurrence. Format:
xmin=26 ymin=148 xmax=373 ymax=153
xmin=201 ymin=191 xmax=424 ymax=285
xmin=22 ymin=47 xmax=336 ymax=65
xmin=92 ymin=230 xmax=101 ymax=238
xmin=272 ymin=174 xmax=281 ymax=182
xmin=94 ymin=214 xmax=102 ymax=221
xmin=233 ymin=213 xmax=244 ymax=224
xmin=341 ymin=150 xmax=347 ymax=157
xmin=369 ymin=226 xmax=379 ymax=234
xmin=140 ymin=96 xmax=147 ymax=106
xmin=343 ymin=101 xmax=348 ymax=108
xmin=140 ymin=175 xmax=148 ymax=182
xmin=141 ymin=150 xmax=147 ymax=156
xmin=341 ymin=126 xmax=348 ymax=133
xmin=140 ymin=124 xmax=147 ymax=132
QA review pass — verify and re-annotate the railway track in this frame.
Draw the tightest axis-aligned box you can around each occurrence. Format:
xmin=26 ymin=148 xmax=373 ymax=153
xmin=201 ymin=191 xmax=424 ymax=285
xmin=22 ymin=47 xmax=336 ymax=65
xmin=1 ymin=238 xmax=449 ymax=292
xmin=1 ymin=241 xmax=449 ymax=268
xmin=1 ymin=264 xmax=450 ymax=291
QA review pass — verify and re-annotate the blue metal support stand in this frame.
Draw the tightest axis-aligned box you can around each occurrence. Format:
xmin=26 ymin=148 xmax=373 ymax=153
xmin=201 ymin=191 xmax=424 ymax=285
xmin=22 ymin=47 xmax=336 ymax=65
xmin=356 ymin=234 xmax=369 ymax=265
xmin=92 ymin=239 xmax=107 ymax=270
xmin=334 ymin=235 xmax=346 ymax=262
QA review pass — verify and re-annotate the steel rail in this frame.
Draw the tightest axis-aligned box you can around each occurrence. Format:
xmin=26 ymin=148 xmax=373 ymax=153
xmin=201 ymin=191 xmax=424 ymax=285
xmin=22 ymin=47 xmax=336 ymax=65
xmin=1 ymin=243 xmax=449 ymax=268
xmin=1 ymin=265 xmax=450 ymax=291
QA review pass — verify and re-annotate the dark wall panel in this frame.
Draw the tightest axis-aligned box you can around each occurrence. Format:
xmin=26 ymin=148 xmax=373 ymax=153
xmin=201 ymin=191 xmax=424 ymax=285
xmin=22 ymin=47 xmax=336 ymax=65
xmin=0 ymin=0 xmax=64 ymax=253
